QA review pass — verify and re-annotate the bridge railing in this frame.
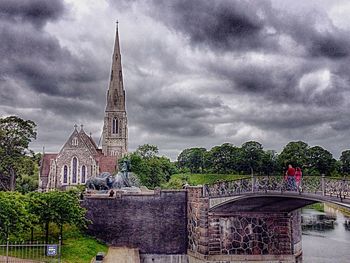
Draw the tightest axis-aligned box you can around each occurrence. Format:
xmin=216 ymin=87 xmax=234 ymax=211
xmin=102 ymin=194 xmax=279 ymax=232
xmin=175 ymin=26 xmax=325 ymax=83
xmin=203 ymin=175 xmax=350 ymax=202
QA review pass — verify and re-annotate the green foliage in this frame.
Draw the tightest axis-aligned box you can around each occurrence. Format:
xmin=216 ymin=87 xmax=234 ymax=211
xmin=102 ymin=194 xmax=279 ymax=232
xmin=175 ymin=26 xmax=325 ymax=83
xmin=122 ymin=144 xmax=177 ymax=188
xmin=28 ymin=191 xmax=88 ymax=242
xmin=278 ymin=141 xmax=309 ymax=169
xmin=0 ymin=192 xmax=31 ymax=240
xmin=307 ymin=146 xmax=335 ymax=175
xmin=340 ymin=150 xmax=350 ymax=175
xmin=0 ymin=116 xmax=37 ymax=190
xmin=177 ymin=147 xmax=206 ymax=173
xmin=164 ymin=173 xmax=249 ymax=188
xmin=205 ymin=143 xmax=241 ymax=174
xmin=240 ymin=141 xmax=264 ymax=175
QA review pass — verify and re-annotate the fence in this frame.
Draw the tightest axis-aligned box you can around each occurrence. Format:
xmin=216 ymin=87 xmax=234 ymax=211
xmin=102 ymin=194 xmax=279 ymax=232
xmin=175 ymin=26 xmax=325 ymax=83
xmin=203 ymin=175 xmax=350 ymax=201
xmin=0 ymin=237 xmax=61 ymax=263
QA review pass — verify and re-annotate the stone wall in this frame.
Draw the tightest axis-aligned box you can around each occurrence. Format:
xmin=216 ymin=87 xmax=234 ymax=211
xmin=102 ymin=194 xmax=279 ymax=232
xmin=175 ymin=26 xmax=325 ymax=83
xmin=207 ymin=211 xmax=300 ymax=256
xmin=187 ymin=187 xmax=303 ymax=262
xmin=83 ymin=190 xmax=187 ymax=254
xmin=187 ymin=186 xmax=209 ymax=255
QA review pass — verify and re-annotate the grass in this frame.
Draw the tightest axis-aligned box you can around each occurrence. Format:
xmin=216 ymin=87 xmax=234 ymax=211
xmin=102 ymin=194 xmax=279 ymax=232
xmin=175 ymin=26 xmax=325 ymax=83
xmin=163 ymin=173 xmax=249 ymax=189
xmin=304 ymin=203 xmax=325 ymax=212
xmin=0 ymin=225 xmax=108 ymax=263
xmin=60 ymin=226 xmax=108 ymax=263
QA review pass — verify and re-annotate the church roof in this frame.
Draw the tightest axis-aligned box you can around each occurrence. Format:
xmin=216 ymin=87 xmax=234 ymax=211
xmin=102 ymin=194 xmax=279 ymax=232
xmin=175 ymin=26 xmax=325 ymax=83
xmin=40 ymin=153 xmax=57 ymax=178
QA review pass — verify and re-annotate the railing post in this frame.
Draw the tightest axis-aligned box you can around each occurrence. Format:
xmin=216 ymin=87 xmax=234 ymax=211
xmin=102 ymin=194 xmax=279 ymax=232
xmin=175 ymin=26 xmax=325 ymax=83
xmin=6 ymin=237 xmax=9 ymax=263
xmin=321 ymin=174 xmax=325 ymax=196
xmin=58 ymin=235 xmax=62 ymax=263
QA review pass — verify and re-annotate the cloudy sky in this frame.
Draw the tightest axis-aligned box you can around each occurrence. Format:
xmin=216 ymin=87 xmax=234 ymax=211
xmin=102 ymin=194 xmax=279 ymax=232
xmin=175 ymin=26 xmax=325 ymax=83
xmin=1 ymin=0 xmax=350 ymax=159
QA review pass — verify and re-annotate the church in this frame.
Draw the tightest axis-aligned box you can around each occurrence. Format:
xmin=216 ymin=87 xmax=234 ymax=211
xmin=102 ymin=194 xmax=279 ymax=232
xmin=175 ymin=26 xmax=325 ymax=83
xmin=39 ymin=26 xmax=128 ymax=191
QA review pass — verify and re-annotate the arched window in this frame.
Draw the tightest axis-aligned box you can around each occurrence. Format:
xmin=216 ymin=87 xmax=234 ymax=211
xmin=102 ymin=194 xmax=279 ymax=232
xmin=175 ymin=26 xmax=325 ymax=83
xmin=81 ymin=165 xmax=86 ymax=184
xmin=112 ymin=118 xmax=118 ymax=134
xmin=72 ymin=137 xmax=78 ymax=146
xmin=63 ymin=165 xmax=68 ymax=184
xmin=72 ymin=157 xmax=77 ymax=183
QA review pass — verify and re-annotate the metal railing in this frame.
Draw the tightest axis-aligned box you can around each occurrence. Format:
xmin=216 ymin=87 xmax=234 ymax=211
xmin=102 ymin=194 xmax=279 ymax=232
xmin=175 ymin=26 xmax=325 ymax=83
xmin=203 ymin=175 xmax=350 ymax=201
xmin=0 ymin=237 xmax=61 ymax=263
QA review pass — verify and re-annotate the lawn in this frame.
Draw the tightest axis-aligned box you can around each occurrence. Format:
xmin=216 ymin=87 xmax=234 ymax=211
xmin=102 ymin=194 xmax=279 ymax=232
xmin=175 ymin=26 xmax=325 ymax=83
xmin=60 ymin=226 xmax=107 ymax=263
xmin=164 ymin=173 xmax=249 ymax=189
xmin=0 ymin=226 xmax=108 ymax=263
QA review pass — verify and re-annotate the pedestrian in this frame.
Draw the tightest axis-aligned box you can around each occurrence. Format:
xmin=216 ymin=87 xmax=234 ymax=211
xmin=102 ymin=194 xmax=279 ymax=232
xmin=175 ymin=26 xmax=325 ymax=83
xmin=285 ymin=164 xmax=296 ymax=191
xmin=295 ymin=167 xmax=302 ymax=191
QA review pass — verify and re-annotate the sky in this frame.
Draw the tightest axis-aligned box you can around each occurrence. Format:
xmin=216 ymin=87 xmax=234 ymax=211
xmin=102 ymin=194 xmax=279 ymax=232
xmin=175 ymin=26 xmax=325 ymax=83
xmin=1 ymin=0 xmax=350 ymax=160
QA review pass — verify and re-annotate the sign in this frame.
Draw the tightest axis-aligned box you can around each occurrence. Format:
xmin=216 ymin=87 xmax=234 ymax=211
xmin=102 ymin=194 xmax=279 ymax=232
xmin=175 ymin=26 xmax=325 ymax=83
xmin=47 ymin=245 xmax=57 ymax=256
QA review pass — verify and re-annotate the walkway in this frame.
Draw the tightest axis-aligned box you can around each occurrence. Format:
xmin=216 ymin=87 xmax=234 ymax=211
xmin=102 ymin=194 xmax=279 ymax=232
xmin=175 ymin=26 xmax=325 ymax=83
xmin=103 ymin=247 xmax=140 ymax=263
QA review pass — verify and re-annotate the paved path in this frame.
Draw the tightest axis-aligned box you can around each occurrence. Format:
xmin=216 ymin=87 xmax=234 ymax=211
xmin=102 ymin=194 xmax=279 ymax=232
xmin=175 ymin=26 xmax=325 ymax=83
xmin=103 ymin=247 xmax=140 ymax=263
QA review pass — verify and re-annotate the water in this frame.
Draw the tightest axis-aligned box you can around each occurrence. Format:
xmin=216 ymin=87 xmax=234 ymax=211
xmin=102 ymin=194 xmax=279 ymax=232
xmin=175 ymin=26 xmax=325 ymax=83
xmin=302 ymin=205 xmax=350 ymax=263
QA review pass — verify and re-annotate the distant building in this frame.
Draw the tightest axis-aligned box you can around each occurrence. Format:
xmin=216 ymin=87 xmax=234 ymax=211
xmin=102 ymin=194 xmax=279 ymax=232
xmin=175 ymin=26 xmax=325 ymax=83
xmin=39 ymin=26 xmax=128 ymax=191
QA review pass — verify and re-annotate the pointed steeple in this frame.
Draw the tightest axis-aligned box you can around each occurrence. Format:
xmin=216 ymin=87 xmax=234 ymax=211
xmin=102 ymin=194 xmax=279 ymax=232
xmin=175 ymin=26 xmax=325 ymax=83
xmin=102 ymin=24 xmax=128 ymax=158
xmin=106 ymin=22 xmax=125 ymax=112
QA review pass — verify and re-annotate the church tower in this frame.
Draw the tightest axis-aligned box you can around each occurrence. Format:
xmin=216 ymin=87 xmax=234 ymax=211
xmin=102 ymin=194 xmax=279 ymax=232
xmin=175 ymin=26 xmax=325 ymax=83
xmin=102 ymin=24 xmax=128 ymax=157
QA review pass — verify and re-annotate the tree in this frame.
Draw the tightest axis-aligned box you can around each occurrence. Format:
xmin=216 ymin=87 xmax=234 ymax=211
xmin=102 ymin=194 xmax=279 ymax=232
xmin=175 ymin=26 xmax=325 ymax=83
xmin=340 ymin=150 xmax=350 ymax=175
xmin=240 ymin=141 xmax=264 ymax=175
xmin=16 ymin=154 xmax=40 ymax=193
xmin=307 ymin=146 xmax=335 ymax=175
xmin=205 ymin=143 xmax=240 ymax=174
xmin=28 ymin=191 xmax=88 ymax=243
xmin=260 ymin=150 xmax=278 ymax=176
xmin=122 ymin=145 xmax=177 ymax=188
xmin=177 ymin=148 xmax=206 ymax=173
xmin=0 ymin=116 xmax=37 ymax=190
xmin=278 ymin=141 xmax=309 ymax=170
xmin=0 ymin=192 xmax=31 ymax=240
xmin=135 ymin=144 xmax=159 ymax=159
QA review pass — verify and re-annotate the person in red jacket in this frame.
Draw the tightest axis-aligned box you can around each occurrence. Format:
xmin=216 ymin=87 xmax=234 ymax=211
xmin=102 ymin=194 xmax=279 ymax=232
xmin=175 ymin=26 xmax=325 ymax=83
xmin=285 ymin=164 xmax=296 ymax=191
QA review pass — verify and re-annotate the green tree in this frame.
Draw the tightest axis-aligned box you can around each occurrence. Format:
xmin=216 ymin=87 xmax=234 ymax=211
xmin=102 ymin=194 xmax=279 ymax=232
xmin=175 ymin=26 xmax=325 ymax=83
xmin=340 ymin=150 xmax=350 ymax=175
xmin=177 ymin=148 xmax=206 ymax=173
xmin=307 ymin=146 xmax=335 ymax=175
xmin=278 ymin=141 xmax=309 ymax=170
xmin=0 ymin=192 xmax=31 ymax=240
xmin=0 ymin=116 xmax=37 ymax=190
xmin=205 ymin=143 xmax=240 ymax=174
xmin=15 ymin=154 xmax=40 ymax=193
xmin=135 ymin=144 xmax=159 ymax=159
xmin=240 ymin=141 xmax=264 ymax=175
xmin=260 ymin=150 xmax=278 ymax=175
xmin=28 ymin=191 xmax=88 ymax=243
xmin=122 ymin=145 xmax=177 ymax=188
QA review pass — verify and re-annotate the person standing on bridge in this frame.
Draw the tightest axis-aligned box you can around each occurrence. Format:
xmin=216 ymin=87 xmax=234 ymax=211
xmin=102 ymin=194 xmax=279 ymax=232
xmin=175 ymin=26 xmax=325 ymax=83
xmin=295 ymin=167 xmax=302 ymax=191
xmin=285 ymin=164 xmax=296 ymax=191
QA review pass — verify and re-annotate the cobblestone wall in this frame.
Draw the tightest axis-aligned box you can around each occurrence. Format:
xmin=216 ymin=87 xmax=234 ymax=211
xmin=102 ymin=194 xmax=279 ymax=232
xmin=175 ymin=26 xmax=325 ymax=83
xmin=187 ymin=187 xmax=302 ymax=258
xmin=208 ymin=212 xmax=300 ymax=256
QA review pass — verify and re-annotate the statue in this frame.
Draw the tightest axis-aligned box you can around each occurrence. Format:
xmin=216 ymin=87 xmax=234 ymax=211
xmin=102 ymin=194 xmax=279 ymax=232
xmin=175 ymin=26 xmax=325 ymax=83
xmin=85 ymin=172 xmax=114 ymax=190
xmin=86 ymin=159 xmax=140 ymax=192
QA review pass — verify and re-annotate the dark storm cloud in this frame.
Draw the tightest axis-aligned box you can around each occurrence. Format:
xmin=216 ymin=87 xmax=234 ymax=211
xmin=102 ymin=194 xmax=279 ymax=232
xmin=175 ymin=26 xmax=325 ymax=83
xmin=0 ymin=0 xmax=65 ymax=27
xmin=128 ymin=86 xmax=224 ymax=137
xmin=149 ymin=0 xmax=275 ymax=51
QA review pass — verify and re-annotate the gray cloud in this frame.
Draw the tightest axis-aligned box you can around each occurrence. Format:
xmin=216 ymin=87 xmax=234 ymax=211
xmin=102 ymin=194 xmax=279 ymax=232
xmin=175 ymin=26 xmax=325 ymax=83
xmin=0 ymin=0 xmax=66 ymax=27
xmin=1 ymin=0 xmax=350 ymax=160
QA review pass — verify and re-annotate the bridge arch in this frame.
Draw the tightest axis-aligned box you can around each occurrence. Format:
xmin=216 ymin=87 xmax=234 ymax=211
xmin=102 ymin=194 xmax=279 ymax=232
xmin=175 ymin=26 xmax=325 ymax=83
xmin=209 ymin=193 xmax=350 ymax=213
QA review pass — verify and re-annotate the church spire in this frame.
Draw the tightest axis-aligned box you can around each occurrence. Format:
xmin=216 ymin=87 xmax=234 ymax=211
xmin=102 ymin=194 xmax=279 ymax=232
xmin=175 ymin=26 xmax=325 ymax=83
xmin=102 ymin=24 xmax=128 ymax=158
xmin=106 ymin=22 xmax=125 ymax=112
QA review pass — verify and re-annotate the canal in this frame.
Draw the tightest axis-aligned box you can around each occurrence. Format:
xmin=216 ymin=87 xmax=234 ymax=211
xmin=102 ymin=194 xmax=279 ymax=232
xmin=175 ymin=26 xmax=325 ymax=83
xmin=302 ymin=204 xmax=350 ymax=262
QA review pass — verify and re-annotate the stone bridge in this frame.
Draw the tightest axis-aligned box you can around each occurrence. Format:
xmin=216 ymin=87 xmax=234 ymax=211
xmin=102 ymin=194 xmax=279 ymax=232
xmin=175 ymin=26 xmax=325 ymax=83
xmin=187 ymin=176 xmax=350 ymax=263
